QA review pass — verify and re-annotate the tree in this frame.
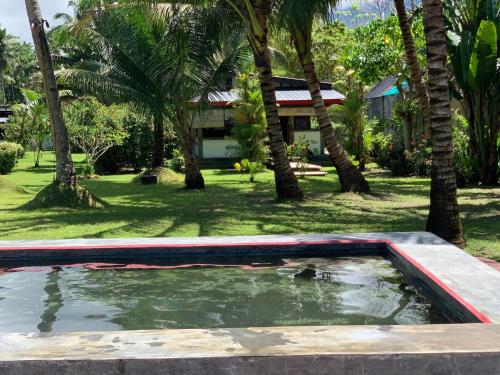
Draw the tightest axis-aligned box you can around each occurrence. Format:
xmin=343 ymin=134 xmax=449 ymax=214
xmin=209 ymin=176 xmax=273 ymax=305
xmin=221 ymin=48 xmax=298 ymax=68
xmin=394 ymin=0 xmax=432 ymax=135
xmin=58 ymin=3 xmax=244 ymax=189
xmin=281 ymin=0 xmax=370 ymax=192
xmin=0 ymin=28 xmax=37 ymax=104
xmin=445 ymin=0 xmax=500 ymax=185
xmin=227 ymin=0 xmax=304 ymax=199
xmin=422 ymin=0 xmax=465 ymax=247
xmin=25 ymin=0 xmax=75 ymax=185
xmin=0 ymin=28 xmax=9 ymax=104
xmin=65 ymin=97 xmax=127 ymax=176
xmin=7 ymin=89 xmax=51 ymax=167
xmin=229 ymin=70 xmax=269 ymax=163
xmin=344 ymin=14 xmax=426 ymax=86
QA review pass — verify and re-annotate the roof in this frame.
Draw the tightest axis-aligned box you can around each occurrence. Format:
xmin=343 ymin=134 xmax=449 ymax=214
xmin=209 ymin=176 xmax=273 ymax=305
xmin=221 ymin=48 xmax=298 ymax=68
xmin=205 ymin=89 xmax=344 ymax=108
xmin=272 ymin=76 xmax=332 ymax=91
xmin=366 ymin=75 xmax=408 ymax=99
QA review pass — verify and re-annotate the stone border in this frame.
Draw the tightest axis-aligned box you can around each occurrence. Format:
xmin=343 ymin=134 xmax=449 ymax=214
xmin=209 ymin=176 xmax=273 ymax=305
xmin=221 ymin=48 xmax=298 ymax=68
xmin=0 ymin=232 xmax=499 ymax=374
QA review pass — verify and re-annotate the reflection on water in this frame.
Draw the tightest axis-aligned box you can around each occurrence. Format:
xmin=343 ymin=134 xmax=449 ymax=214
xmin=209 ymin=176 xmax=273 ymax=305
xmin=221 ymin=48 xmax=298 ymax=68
xmin=0 ymin=256 xmax=449 ymax=333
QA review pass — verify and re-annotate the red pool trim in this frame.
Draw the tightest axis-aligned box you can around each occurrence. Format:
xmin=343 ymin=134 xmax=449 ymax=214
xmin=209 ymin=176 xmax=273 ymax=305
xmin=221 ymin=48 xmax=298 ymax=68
xmin=0 ymin=238 xmax=492 ymax=323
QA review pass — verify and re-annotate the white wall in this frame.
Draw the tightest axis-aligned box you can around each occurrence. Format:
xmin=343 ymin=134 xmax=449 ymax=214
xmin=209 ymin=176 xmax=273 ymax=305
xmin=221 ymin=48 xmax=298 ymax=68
xmin=295 ymin=131 xmax=322 ymax=155
xmin=202 ymin=139 xmax=240 ymax=158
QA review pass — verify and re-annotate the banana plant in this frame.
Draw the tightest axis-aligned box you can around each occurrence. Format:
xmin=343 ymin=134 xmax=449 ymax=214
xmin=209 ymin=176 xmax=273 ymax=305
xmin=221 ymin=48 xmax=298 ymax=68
xmin=445 ymin=0 xmax=500 ymax=185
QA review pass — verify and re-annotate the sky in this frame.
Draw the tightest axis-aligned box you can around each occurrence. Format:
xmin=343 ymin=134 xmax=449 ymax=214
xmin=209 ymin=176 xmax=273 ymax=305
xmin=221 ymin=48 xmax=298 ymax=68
xmin=0 ymin=0 xmax=71 ymax=43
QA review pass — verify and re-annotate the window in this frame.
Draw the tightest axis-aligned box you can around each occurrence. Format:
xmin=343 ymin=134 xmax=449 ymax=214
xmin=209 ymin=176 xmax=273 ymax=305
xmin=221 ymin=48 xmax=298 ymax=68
xmin=294 ymin=116 xmax=311 ymax=131
xmin=202 ymin=119 xmax=234 ymax=138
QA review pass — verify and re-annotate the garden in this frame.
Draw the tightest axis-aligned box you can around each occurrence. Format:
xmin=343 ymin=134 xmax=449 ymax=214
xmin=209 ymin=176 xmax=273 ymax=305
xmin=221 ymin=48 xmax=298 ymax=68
xmin=0 ymin=0 xmax=499 ymax=373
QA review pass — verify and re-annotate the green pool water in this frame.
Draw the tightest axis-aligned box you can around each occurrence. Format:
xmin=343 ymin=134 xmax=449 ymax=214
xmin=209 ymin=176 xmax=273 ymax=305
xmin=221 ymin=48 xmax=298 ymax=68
xmin=0 ymin=256 xmax=448 ymax=332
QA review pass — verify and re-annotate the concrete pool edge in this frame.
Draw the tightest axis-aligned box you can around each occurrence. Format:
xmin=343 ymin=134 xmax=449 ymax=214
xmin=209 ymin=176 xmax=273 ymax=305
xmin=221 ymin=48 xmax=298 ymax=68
xmin=0 ymin=324 xmax=499 ymax=374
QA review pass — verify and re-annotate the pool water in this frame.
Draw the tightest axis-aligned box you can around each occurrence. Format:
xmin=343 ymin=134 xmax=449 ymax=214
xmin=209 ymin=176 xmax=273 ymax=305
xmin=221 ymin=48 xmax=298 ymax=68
xmin=0 ymin=256 xmax=448 ymax=332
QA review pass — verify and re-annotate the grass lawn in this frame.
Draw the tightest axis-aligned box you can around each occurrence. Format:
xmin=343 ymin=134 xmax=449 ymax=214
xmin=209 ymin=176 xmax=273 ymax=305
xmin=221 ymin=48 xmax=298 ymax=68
xmin=1 ymin=153 xmax=499 ymax=260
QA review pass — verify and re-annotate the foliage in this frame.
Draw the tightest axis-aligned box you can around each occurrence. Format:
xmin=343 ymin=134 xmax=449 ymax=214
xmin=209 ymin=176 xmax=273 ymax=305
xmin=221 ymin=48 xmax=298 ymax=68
xmin=0 ymin=141 xmax=24 ymax=174
xmin=64 ymin=97 xmax=127 ymax=176
xmin=445 ymin=0 xmax=500 ymax=184
xmin=0 ymin=27 xmax=37 ymax=103
xmin=370 ymin=132 xmax=393 ymax=169
xmin=310 ymin=22 xmax=355 ymax=82
xmin=342 ymin=14 xmax=426 ymax=85
xmin=229 ymin=71 xmax=269 ymax=163
xmin=96 ymin=111 xmax=155 ymax=174
xmin=234 ymin=159 xmax=265 ymax=182
xmin=407 ymin=140 xmax=432 ymax=176
xmin=330 ymin=70 xmax=370 ymax=161
xmin=5 ymin=89 xmax=51 ymax=167
xmin=166 ymin=149 xmax=185 ymax=173
xmin=287 ymin=135 xmax=314 ymax=176
xmin=392 ymin=99 xmax=421 ymax=151
xmin=451 ymin=111 xmax=478 ymax=186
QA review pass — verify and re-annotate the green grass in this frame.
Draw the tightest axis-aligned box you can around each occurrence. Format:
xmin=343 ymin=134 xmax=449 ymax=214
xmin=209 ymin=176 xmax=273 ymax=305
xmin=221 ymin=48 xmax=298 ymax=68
xmin=1 ymin=152 xmax=499 ymax=260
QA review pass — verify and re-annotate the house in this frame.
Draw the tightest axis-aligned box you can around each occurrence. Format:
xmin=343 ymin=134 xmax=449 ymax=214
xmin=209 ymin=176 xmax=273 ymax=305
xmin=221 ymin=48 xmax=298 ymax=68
xmin=192 ymin=76 xmax=344 ymax=159
xmin=366 ymin=74 xmax=407 ymax=121
xmin=0 ymin=105 xmax=12 ymax=141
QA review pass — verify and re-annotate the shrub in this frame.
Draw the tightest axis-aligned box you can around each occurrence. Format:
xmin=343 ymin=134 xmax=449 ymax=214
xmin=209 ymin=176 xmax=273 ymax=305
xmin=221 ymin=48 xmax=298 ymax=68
xmin=407 ymin=140 xmax=432 ymax=176
xmin=166 ymin=149 xmax=185 ymax=173
xmin=452 ymin=112 xmax=478 ymax=186
xmin=0 ymin=142 xmax=24 ymax=174
xmin=228 ymin=70 xmax=268 ymax=163
xmin=235 ymin=158 xmax=264 ymax=182
xmin=370 ymin=132 xmax=392 ymax=169
xmin=288 ymin=135 xmax=313 ymax=177
xmin=96 ymin=112 xmax=154 ymax=174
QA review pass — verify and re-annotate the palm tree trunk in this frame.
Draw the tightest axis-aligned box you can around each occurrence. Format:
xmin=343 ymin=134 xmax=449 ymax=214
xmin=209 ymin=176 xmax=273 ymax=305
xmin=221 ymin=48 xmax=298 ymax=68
xmin=176 ymin=109 xmax=204 ymax=189
xmin=394 ymin=0 xmax=432 ymax=135
xmin=422 ymin=0 xmax=464 ymax=247
xmin=292 ymin=25 xmax=369 ymax=192
xmin=0 ymin=71 xmax=6 ymax=104
xmin=244 ymin=1 xmax=303 ymax=200
xmin=152 ymin=113 xmax=164 ymax=168
xmin=25 ymin=0 xmax=75 ymax=185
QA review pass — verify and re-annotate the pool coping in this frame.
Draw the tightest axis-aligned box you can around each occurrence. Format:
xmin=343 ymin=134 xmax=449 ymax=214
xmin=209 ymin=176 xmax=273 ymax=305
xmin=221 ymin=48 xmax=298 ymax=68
xmin=0 ymin=231 xmax=499 ymax=372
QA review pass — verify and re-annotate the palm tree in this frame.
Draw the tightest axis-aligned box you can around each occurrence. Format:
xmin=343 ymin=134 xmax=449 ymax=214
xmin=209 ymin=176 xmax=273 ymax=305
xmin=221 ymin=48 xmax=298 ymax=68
xmin=25 ymin=0 xmax=75 ymax=185
xmin=280 ymin=0 xmax=370 ymax=192
xmin=394 ymin=0 xmax=431 ymax=135
xmin=206 ymin=0 xmax=303 ymax=199
xmin=58 ymin=3 xmax=244 ymax=189
xmin=0 ymin=28 xmax=9 ymax=104
xmin=127 ymin=0 xmax=303 ymax=198
xmin=421 ymin=0 xmax=464 ymax=247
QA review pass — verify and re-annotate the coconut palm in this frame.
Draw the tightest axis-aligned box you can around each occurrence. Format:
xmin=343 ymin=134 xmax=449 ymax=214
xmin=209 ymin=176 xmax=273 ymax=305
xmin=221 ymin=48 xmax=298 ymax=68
xmin=25 ymin=0 xmax=75 ymax=185
xmin=0 ymin=28 xmax=9 ymax=104
xmin=279 ymin=0 xmax=370 ymax=192
xmin=394 ymin=0 xmax=431 ymax=135
xmin=194 ymin=0 xmax=304 ymax=199
xmin=126 ymin=0 xmax=303 ymax=198
xmin=57 ymin=3 xmax=245 ymax=188
xmin=421 ymin=0 xmax=465 ymax=247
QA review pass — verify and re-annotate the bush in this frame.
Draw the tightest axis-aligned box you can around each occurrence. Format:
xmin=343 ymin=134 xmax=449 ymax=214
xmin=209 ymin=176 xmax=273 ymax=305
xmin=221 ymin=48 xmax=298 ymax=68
xmin=235 ymin=159 xmax=264 ymax=182
xmin=166 ymin=149 xmax=185 ymax=173
xmin=451 ymin=113 xmax=478 ymax=186
xmin=0 ymin=142 xmax=24 ymax=174
xmin=408 ymin=140 xmax=432 ymax=176
xmin=95 ymin=112 xmax=154 ymax=174
xmin=370 ymin=132 xmax=392 ymax=169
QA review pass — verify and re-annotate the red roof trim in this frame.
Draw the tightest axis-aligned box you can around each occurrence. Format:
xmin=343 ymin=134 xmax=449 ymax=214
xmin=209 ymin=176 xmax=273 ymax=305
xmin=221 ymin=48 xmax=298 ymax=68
xmin=209 ymin=98 xmax=343 ymax=108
